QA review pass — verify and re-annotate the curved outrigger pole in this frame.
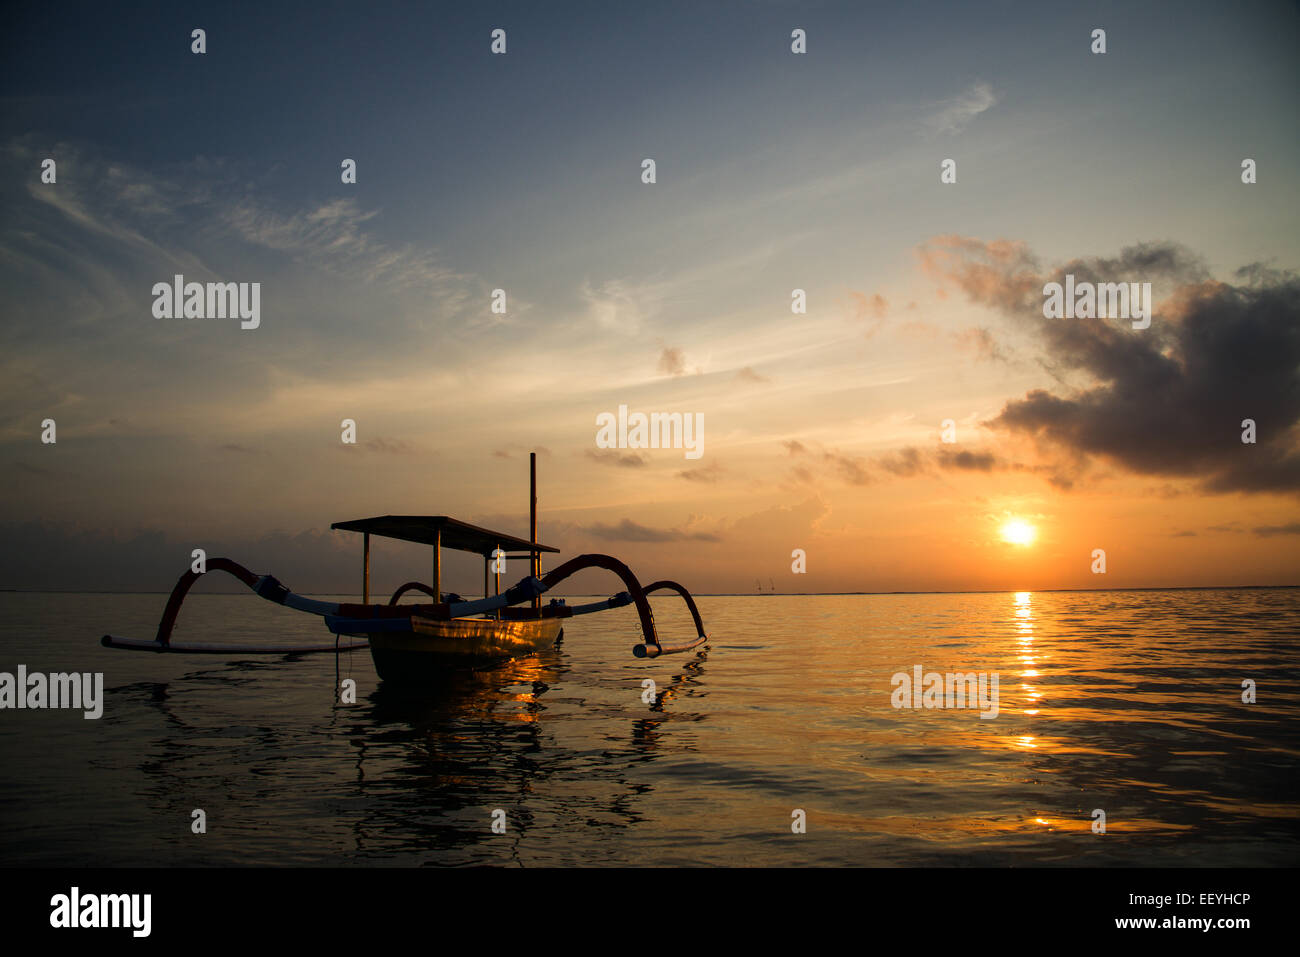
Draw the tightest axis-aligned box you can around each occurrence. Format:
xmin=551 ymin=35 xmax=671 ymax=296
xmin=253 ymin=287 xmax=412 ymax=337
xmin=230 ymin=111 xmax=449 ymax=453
xmin=535 ymin=555 xmax=708 ymax=657
xmin=641 ymin=580 xmax=707 ymax=653
xmin=388 ymin=582 xmax=437 ymax=604
xmin=101 ymin=557 xmax=369 ymax=654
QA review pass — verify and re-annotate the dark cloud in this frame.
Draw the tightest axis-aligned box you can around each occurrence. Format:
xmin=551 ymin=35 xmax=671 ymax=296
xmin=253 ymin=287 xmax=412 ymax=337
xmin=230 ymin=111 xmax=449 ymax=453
xmin=582 ymin=519 xmax=719 ymax=543
xmin=1254 ymin=523 xmax=1300 ymax=537
xmin=585 ymin=449 xmax=648 ymax=467
xmin=493 ymin=446 xmax=552 ymax=460
xmin=364 ymin=437 xmax=412 ymax=454
xmin=735 ymin=366 xmax=769 ymax=384
xmin=876 ymin=447 xmax=924 ymax=477
xmin=824 ymin=450 xmax=873 ymax=484
xmin=922 ymin=236 xmax=1300 ymax=496
xmin=848 ymin=291 xmax=889 ymax=336
xmin=658 ymin=347 xmax=686 ymax=376
xmin=786 ymin=442 xmax=1030 ymax=486
xmin=919 ymin=236 xmax=1209 ymax=318
xmin=917 ymin=235 xmax=1042 ymax=314
xmin=331 ymin=436 xmax=414 ymax=455
xmin=1063 ymin=242 xmax=1209 ymax=287
xmin=678 ymin=462 xmax=723 ymax=483
xmin=936 ymin=448 xmax=998 ymax=471
xmin=883 ymin=445 xmax=1043 ymax=479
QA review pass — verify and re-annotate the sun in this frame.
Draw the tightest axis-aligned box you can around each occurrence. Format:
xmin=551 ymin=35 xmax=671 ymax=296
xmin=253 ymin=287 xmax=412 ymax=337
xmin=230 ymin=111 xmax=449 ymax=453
xmin=1000 ymin=519 xmax=1037 ymax=546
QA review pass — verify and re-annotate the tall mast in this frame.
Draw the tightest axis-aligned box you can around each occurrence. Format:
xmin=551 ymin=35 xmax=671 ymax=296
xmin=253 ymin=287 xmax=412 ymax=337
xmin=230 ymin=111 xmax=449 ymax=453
xmin=530 ymin=452 xmax=539 ymax=611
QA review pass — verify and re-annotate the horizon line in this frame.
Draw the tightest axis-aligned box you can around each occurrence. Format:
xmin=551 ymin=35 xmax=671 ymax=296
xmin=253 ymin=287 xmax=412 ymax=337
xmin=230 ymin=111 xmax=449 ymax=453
xmin=2 ymin=583 xmax=1296 ymax=597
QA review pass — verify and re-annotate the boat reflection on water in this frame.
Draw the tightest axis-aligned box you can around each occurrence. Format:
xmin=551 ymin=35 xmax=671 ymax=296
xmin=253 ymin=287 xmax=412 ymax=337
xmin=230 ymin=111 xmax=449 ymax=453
xmin=360 ymin=647 xmax=563 ymax=732
xmin=335 ymin=649 xmax=561 ymax=862
xmin=631 ymin=645 xmax=709 ymax=752
xmin=337 ymin=639 xmax=710 ymax=863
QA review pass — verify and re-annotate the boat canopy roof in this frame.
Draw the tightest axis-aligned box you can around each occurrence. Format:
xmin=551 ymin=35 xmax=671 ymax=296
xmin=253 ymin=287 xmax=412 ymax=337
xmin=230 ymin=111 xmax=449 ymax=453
xmin=331 ymin=515 xmax=559 ymax=556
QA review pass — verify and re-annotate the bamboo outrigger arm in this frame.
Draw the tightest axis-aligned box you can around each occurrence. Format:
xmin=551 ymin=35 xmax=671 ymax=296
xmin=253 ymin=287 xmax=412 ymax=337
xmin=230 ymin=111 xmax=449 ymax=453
xmin=536 ymin=555 xmax=709 ymax=658
xmin=641 ymin=580 xmax=707 ymax=644
xmin=387 ymin=582 xmax=437 ymax=604
xmin=101 ymin=557 xmax=369 ymax=654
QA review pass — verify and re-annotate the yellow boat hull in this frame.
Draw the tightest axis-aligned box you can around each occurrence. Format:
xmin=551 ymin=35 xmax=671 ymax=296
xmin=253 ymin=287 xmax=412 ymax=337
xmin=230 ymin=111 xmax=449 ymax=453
xmin=368 ymin=616 xmax=563 ymax=680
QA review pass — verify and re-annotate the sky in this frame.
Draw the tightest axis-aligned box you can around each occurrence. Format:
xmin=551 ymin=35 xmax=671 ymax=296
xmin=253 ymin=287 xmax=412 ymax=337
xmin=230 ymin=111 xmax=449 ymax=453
xmin=1 ymin=0 xmax=1297 ymax=595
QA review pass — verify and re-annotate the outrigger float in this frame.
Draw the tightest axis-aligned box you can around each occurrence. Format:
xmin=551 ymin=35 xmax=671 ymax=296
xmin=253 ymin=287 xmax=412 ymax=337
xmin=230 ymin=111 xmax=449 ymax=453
xmin=102 ymin=454 xmax=708 ymax=680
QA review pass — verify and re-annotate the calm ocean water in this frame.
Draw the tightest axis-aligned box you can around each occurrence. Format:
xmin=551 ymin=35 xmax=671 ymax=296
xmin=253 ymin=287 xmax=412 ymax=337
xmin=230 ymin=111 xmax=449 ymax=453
xmin=0 ymin=588 xmax=1296 ymax=866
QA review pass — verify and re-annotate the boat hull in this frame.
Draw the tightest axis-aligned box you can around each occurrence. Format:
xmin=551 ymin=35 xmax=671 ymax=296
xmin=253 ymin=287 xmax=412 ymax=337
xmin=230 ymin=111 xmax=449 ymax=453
xmin=368 ymin=615 xmax=563 ymax=680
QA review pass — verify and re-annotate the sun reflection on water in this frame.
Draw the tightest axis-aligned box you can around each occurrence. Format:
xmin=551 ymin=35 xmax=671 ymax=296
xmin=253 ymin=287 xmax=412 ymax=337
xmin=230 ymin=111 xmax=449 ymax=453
xmin=1012 ymin=591 xmax=1042 ymax=715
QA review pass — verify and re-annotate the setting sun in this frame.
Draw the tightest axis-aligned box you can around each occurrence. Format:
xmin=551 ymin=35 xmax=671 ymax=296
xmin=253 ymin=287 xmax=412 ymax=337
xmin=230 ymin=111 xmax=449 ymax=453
xmin=1001 ymin=519 xmax=1037 ymax=546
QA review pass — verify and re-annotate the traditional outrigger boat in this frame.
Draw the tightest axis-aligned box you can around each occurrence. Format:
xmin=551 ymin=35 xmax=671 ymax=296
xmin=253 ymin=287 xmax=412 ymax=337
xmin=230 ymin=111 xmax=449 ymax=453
xmin=102 ymin=455 xmax=708 ymax=680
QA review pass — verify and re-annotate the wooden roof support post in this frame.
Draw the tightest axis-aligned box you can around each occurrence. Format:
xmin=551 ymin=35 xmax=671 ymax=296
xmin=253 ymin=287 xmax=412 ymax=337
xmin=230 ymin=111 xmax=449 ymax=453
xmin=363 ymin=532 xmax=370 ymax=605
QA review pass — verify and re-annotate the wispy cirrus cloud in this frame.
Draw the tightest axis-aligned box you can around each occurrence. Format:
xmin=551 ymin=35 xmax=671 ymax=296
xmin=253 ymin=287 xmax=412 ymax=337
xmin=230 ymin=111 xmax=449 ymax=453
xmin=925 ymin=81 xmax=997 ymax=134
xmin=6 ymin=137 xmax=476 ymax=300
xmin=8 ymin=140 xmax=212 ymax=283
xmin=578 ymin=277 xmax=657 ymax=335
xmin=223 ymin=196 xmax=470 ymax=291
